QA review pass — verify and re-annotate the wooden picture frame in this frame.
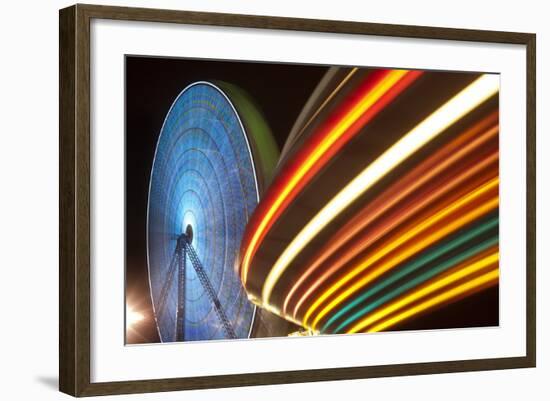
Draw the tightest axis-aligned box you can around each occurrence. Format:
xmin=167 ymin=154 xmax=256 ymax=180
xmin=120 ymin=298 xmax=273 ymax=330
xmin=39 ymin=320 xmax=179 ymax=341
xmin=59 ymin=3 xmax=536 ymax=396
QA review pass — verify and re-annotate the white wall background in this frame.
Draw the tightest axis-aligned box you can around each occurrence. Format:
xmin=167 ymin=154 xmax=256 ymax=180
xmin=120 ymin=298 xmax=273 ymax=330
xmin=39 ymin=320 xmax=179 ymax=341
xmin=0 ymin=0 xmax=546 ymax=399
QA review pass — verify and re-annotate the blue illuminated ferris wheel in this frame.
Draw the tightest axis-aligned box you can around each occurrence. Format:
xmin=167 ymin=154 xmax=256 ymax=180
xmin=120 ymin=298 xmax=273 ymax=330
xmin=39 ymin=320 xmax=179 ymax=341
xmin=147 ymin=81 xmax=278 ymax=342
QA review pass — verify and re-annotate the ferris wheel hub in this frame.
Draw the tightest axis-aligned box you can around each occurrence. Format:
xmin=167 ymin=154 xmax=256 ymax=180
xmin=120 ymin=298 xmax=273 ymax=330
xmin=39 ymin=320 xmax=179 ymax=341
xmin=185 ymin=224 xmax=193 ymax=244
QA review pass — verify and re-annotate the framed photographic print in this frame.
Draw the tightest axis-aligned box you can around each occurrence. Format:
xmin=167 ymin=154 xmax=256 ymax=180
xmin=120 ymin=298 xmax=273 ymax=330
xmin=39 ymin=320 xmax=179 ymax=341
xmin=59 ymin=3 xmax=536 ymax=397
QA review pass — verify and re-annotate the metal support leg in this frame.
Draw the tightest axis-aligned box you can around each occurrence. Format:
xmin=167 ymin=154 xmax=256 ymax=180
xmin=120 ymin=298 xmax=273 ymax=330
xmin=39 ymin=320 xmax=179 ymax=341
xmin=175 ymin=241 xmax=186 ymax=341
xmin=185 ymin=238 xmax=237 ymax=339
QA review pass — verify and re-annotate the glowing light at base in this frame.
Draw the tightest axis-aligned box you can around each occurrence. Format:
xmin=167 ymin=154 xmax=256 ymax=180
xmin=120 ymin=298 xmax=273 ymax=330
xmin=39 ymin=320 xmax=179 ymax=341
xmin=126 ymin=306 xmax=145 ymax=329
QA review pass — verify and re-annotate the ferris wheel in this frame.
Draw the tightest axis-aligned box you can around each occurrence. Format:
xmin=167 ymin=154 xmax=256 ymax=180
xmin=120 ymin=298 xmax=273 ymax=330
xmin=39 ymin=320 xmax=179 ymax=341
xmin=146 ymin=81 xmax=278 ymax=342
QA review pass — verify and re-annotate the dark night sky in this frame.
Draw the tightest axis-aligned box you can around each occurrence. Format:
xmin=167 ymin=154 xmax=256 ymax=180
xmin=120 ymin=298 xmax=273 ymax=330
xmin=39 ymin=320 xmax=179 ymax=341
xmin=125 ymin=57 xmax=498 ymax=344
xmin=125 ymin=56 xmax=327 ymax=343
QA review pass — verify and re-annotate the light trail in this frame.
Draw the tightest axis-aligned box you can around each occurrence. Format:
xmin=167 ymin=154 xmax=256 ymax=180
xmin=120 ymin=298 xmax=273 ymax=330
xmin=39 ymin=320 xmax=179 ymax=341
xmin=240 ymin=70 xmax=420 ymax=285
xmin=283 ymin=114 xmax=498 ymax=316
xmin=304 ymin=178 xmax=498 ymax=328
xmin=289 ymin=147 xmax=498 ymax=319
xmin=367 ymin=268 xmax=499 ymax=332
xmin=324 ymin=218 xmax=498 ymax=333
xmin=261 ymin=74 xmax=499 ymax=306
xmin=347 ymin=253 xmax=499 ymax=333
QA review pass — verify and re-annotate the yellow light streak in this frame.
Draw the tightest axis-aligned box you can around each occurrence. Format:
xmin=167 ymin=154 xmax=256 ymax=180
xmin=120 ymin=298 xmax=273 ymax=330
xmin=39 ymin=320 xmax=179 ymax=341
xmin=307 ymin=181 xmax=498 ymax=329
xmin=260 ymin=74 xmax=499 ymax=305
xmin=347 ymin=252 xmax=499 ymax=333
xmin=368 ymin=268 xmax=499 ymax=332
xmin=241 ymin=70 xmax=410 ymax=284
